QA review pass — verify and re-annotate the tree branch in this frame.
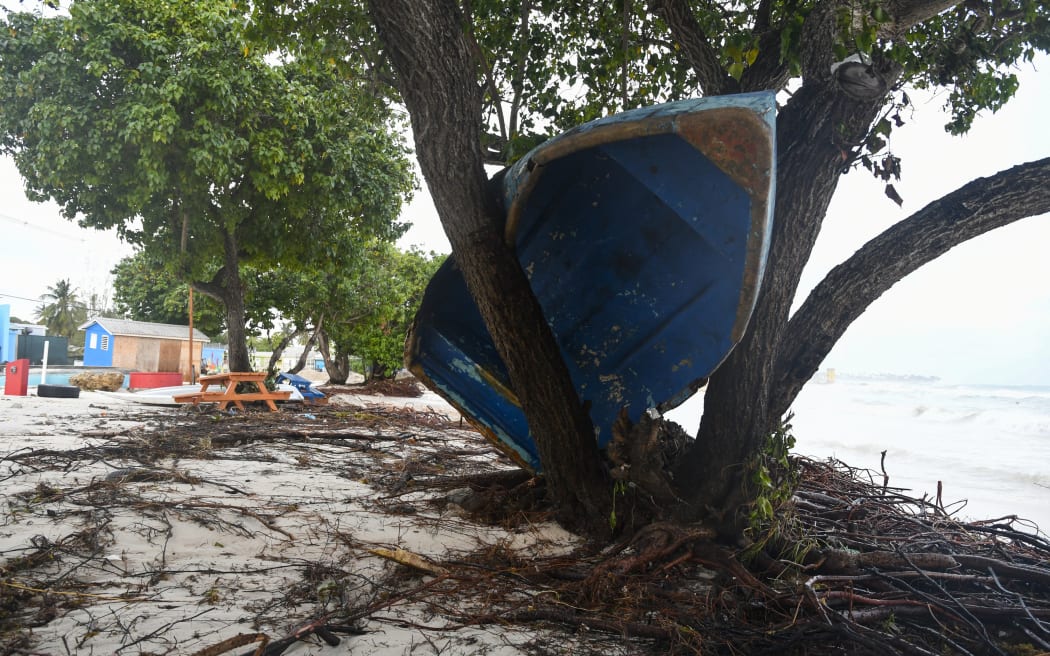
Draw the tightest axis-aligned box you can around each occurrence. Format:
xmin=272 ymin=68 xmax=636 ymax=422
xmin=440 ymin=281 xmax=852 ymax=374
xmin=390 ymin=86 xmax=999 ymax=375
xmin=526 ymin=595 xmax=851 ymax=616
xmin=288 ymin=315 xmax=323 ymax=375
xmin=507 ymin=0 xmax=535 ymax=143
xmin=649 ymin=0 xmax=734 ymax=95
xmin=266 ymin=326 xmax=303 ymax=376
xmin=368 ymin=0 xmax=612 ymax=531
xmin=774 ymin=157 xmax=1050 ymax=410
xmin=192 ymin=271 xmax=226 ymax=304
xmin=740 ymin=0 xmax=793 ymax=91
xmin=461 ymin=0 xmax=507 ymax=145
xmin=881 ymin=0 xmax=962 ymax=38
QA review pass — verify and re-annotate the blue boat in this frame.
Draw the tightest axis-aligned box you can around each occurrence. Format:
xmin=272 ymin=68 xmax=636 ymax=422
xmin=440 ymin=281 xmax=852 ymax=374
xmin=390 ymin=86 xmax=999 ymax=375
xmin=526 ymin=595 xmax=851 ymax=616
xmin=406 ymin=92 xmax=777 ymax=471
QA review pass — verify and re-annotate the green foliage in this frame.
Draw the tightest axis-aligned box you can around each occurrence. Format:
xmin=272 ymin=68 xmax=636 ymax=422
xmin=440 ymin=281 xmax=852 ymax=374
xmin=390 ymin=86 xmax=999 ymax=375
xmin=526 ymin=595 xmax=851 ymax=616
xmin=0 ymin=0 xmax=415 ymax=363
xmin=360 ymin=246 xmax=445 ymax=378
xmin=526 ymin=0 xmax=1043 ymax=149
xmin=111 ymin=250 xmax=226 ymax=338
xmin=252 ymin=0 xmax=1048 ymax=171
xmin=309 ymin=243 xmax=444 ymax=379
xmin=35 ymin=278 xmax=86 ymax=344
xmin=747 ymin=413 xmax=799 ymax=536
xmin=469 ymin=0 xmax=702 ymax=155
xmin=248 ymin=0 xmax=386 ymax=94
xmin=887 ymin=0 xmax=1049 ymax=134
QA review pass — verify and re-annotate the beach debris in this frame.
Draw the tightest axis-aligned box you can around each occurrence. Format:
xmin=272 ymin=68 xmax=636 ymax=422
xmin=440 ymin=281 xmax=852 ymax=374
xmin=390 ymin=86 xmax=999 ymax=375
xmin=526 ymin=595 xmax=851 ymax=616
xmin=35 ymin=383 xmax=81 ymax=398
xmin=68 ymin=371 xmax=126 ymax=391
xmin=2 ymin=401 xmax=1049 ymax=655
xmin=368 ymin=547 xmax=449 ymax=576
xmin=276 ymin=371 xmax=328 ymax=405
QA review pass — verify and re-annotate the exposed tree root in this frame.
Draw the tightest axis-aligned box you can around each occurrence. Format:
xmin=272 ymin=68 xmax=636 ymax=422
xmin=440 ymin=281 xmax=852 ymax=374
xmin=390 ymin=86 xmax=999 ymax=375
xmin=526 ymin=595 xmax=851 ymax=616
xmin=391 ymin=456 xmax=1050 ymax=655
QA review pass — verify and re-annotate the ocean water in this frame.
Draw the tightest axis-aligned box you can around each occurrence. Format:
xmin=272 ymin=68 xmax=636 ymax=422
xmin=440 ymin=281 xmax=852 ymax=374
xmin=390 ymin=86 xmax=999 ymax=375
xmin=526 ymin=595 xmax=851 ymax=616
xmin=664 ymin=376 xmax=1050 ymax=532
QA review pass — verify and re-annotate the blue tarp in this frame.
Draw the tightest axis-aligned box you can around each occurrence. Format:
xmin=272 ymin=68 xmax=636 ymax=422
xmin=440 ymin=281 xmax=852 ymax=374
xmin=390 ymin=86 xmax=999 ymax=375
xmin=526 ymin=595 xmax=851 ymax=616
xmin=276 ymin=372 xmax=325 ymax=400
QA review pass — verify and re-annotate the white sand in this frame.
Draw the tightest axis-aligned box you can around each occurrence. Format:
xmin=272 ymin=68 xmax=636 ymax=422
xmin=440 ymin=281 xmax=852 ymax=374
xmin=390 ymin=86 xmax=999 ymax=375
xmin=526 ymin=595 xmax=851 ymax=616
xmin=0 ymin=390 xmax=600 ymax=655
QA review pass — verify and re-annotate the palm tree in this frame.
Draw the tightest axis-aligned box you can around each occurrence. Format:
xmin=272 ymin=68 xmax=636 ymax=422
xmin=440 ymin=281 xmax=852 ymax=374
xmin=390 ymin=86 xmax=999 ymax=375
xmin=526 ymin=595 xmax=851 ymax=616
xmin=36 ymin=279 xmax=87 ymax=343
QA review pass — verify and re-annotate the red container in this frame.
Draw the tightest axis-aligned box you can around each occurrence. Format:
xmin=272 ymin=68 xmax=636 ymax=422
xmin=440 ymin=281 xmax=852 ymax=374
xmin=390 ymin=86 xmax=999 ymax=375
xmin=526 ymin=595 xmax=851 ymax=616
xmin=129 ymin=372 xmax=184 ymax=390
xmin=4 ymin=359 xmax=30 ymax=396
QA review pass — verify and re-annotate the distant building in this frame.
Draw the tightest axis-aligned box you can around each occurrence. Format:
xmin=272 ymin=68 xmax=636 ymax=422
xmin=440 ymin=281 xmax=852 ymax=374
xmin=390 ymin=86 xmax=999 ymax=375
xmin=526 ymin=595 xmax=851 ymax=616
xmin=1 ymin=305 xmax=50 ymax=363
xmin=78 ymin=317 xmax=210 ymax=380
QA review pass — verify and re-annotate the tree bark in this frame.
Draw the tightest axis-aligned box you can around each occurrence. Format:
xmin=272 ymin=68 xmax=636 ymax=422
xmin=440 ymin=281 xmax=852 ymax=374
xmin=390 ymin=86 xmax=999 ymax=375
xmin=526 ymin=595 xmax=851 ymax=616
xmin=649 ymin=0 xmax=735 ymax=96
xmin=773 ymin=157 xmax=1050 ymax=413
xmin=316 ymin=328 xmax=351 ymax=384
xmin=193 ymin=228 xmax=252 ymax=373
xmin=288 ymin=318 xmax=323 ymax=375
xmin=368 ymin=0 xmax=612 ymax=533
xmin=266 ymin=327 xmax=303 ymax=377
xmin=673 ymin=47 xmax=902 ymax=535
xmin=881 ymin=0 xmax=962 ymax=38
xmin=220 ymin=230 xmax=252 ymax=372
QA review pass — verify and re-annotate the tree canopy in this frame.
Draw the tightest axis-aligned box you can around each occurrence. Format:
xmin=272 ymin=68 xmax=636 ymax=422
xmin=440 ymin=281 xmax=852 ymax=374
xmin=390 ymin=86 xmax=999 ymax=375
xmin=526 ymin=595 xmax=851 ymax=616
xmin=327 ymin=244 xmax=445 ymax=381
xmin=111 ymin=249 xmax=226 ymax=339
xmin=0 ymin=0 xmax=415 ymax=370
xmin=252 ymin=239 xmax=445 ymax=383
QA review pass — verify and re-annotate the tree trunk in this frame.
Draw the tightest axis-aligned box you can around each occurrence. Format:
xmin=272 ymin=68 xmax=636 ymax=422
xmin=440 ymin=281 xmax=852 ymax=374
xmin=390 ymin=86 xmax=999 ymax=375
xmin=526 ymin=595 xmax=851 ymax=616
xmin=288 ymin=319 xmax=323 ymax=375
xmin=221 ymin=230 xmax=252 ymax=372
xmin=316 ymin=328 xmax=351 ymax=384
xmin=368 ymin=0 xmax=612 ymax=533
xmin=266 ymin=327 xmax=303 ymax=377
xmin=193 ymin=228 xmax=253 ymax=373
xmin=673 ymin=65 xmax=898 ymax=535
xmin=368 ymin=359 xmax=390 ymax=381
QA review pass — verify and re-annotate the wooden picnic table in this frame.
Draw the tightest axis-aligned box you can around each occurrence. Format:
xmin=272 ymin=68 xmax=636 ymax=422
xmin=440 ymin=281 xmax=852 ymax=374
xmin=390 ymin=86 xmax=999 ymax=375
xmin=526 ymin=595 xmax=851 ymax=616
xmin=173 ymin=372 xmax=291 ymax=412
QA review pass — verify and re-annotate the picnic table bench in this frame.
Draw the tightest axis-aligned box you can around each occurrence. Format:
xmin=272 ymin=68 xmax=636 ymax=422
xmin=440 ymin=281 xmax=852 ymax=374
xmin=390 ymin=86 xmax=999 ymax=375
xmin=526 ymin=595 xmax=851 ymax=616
xmin=173 ymin=372 xmax=291 ymax=411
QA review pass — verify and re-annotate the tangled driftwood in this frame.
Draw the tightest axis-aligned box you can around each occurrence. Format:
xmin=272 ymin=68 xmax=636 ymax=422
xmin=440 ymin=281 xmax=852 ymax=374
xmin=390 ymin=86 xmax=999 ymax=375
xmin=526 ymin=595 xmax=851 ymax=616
xmin=2 ymin=402 xmax=1047 ymax=655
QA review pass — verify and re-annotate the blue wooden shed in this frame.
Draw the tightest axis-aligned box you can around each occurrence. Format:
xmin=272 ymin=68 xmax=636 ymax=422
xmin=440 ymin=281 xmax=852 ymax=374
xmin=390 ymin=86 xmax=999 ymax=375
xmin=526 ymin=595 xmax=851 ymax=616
xmin=79 ymin=318 xmax=209 ymax=379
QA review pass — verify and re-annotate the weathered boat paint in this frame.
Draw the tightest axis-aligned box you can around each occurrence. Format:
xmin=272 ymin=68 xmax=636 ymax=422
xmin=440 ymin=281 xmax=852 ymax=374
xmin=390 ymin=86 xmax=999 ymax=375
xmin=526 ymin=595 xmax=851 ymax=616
xmin=407 ymin=91 xmax=777 ymax=471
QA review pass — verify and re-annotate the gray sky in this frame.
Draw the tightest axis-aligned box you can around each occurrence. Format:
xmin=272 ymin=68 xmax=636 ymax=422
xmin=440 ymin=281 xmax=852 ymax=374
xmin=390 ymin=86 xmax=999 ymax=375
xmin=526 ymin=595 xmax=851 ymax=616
xmin=796 ymin=62 xmax=1050 ymax=386
xmin=2 ymin=59 xmax=1047 ymax=386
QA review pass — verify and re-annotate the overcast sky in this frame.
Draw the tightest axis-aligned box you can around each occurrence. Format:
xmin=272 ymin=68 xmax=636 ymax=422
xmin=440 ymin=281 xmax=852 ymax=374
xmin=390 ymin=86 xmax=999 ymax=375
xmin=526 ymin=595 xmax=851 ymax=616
xmin=2 ymin=58 xmax=1047 ymax=386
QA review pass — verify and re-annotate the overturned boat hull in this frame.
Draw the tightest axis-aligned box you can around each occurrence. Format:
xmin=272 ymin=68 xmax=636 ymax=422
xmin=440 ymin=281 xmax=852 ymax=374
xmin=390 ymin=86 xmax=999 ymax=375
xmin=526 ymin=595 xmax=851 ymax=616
xmin=407 ymin=92 xmax=777 ymax=471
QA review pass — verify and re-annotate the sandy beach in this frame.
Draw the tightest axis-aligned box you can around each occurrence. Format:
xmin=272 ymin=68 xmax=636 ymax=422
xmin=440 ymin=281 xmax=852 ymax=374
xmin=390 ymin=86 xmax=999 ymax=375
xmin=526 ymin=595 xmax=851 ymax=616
xmin=5 ymin=384 xmax=1049 ymax=655
xmin=0 ymin=388 xmax=618 ymax=656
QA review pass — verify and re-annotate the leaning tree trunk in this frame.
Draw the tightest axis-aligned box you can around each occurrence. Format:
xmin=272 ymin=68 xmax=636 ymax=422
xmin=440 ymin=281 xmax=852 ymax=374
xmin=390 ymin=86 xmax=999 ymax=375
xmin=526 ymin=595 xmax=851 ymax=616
xmin=368 ymin=0 xmax=612 ymax=533
xmin=315 ymin=328 xmax=351 ymax=384
xmin=288 ymin=318 xmax=323 ymax=375
xmin=266 ymin=327 xmax=303 ymax=377
xmin=672 ymin=14 xmax=900 ymax=536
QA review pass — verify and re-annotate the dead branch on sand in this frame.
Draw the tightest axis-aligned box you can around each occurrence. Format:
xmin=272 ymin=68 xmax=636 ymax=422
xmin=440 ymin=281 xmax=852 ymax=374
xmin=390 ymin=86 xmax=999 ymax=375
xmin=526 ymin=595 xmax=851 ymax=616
xmin=1 ymin=402 xmax=1047 ymax=655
